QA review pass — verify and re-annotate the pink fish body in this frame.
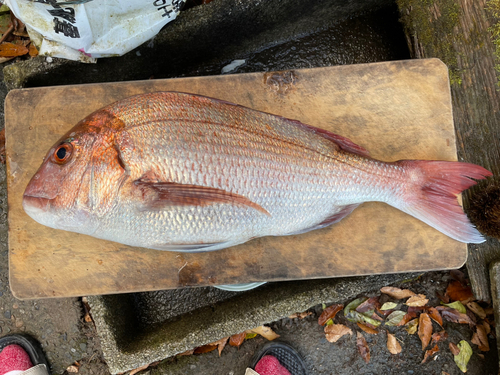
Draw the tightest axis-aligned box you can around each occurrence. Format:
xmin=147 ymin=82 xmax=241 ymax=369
xmin=23 ymin=92 xmax=491 ymax=251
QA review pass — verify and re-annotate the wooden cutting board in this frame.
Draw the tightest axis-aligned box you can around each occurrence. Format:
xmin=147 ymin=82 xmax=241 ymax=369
xmin=6 ymin=58 xmax=465 ymax=299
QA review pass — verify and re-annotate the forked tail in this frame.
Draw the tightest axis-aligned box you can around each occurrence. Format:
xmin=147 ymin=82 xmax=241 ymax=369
xmin=394 ymin=160 xmax=492 ymax=243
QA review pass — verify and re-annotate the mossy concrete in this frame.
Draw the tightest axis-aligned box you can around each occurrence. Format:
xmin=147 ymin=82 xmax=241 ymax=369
xmin=88 ymin=273 xmax=420 ymax=374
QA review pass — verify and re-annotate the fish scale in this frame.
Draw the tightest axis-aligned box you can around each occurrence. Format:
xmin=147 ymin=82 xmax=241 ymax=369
xmin=22 ymin=92 xmax=492 ymax=251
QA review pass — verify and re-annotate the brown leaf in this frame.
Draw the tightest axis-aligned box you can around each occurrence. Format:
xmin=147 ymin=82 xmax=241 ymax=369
xmin=471 ymin=325 xmax=490 ymax=352
xmin=28 ymin=43 xmax=38 ymax=57
xmin=210 ymin=337 xmax=228 ymax=356
xmin=356 ymin=332 xmax=370 ymax=363
xmin=449 ymin=342 xmax=460 ymax=356
xmin=484 ymin=307 xmax=494 ymax=316
xmin=397 ymin=311 xmax=418 ymax=326
xmin=421 ymin=344 xmax=439 ymax=364
xmin=0 ymin=42 xmax=28 ymax=57
xmin=247 ymin=326 xmax=280 ymax=341
xmin=229 ymin=332 xmax=245 ymax=347
xmin=324 ymin=324 xmax=353 ymax=343
xmin=428 ymin=307 xmax=443 ymax=326
xmin=436 ymin=290 xmax=450 ymax=304
xmin=478 ymin=353 xmax=485 ymax=360
xmin=357 ymin=322 xmax=378 ymax=334
xmin=387 ymin=333 xmax=402 ymax=354
xmin=467 ymin=302 xmax=486 ymax=319
xmin=482 ymin=321 xmax=491 ymax=335
xmin=193 ymin=344 xmax=217 ymax=354
xmin=405 ymin=318 xmax=419 ymax=334
xmin=446 ymin=280 xmax=474 ymax=302
xmin=318 ymin=304 xmax=343 ymax=325
xmin=355 ymin=297 xmax=380 ymax=313
xmin=380 ymin=287 xmax=416 ymax=299
xmin=130 ymin=363 xmax=150 ymax=375
xmin=418 ymin=313 xmax=432 ymax=350
xmin=406 ymin=294 xmax=429 ymax=307
xmin=431 ymin=330 xmax=448 ymax=345
xmin=437 ymin=306 xmax=475 ymax=325
xmin=177 ymin=349 xmax=195 ymax=356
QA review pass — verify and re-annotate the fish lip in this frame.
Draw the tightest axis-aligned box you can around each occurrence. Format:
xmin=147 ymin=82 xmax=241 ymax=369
xmin=22 ymin=194 xmax=52 ymax=212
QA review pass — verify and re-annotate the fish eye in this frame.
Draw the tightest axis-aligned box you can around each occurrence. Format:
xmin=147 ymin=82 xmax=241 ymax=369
xmin=53 ymin=143 xmax=73 ymax=164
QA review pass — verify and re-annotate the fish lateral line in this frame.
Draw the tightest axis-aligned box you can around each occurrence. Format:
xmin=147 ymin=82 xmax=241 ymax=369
xmin=133 ymin=179 xmax=271 ymax=216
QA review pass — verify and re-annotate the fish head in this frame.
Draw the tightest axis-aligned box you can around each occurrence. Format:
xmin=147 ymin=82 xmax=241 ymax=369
xmin=23 ymin=109 xmax=126 ymax=235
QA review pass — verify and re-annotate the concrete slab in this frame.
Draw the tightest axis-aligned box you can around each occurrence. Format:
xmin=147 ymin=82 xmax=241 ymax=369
xmin=88 ymin=273 xmax=420 ymax=374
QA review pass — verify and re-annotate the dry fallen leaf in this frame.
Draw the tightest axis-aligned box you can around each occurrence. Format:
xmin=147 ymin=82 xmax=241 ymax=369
xmin=130 ymin=363 xmax=149 ymax=375
xmin=387 ymin=333 xmax=402 ymax=354
xmin=356 ymin=297 xmax=380 ymax=314
xmin=406 ymin=294 xmax=429 ymax=307
xmin=422 ymin=344 xmax=439 ymax=364
xmin=454 ymin=340 xmax=472 ymax=373
xmin=446 ymin=280 xmax=474 ymax=303
xmin=28 ymin=43 xmax=38 ymax=57
xmin=471 ymin=325 xmax=490 ymax=352
xmin=177 ymin=349 xmax=195 ymax=356
xmin=193 ymin=344 xmax=217 ymax=354
xmin=380 ymin=287 xmax=416 ymax=299
xmin=247 ymin=326 xmax=280 ymax=341
xmin=431 ymin=330 xmax=448 ymax=345
xmin=0 ymin=42 xmax=28 ymax=57
xmin=357 ymin=322 xmax=378 ymax=334
xmin=229 ymin=332 xmax=246 ymax=348
xmin=385 ymin=310 xmax=406 ymax=326
xmin=449 ymin=342 xmax=460 ymax=356
xmin=482 ymin=321 xmax=491 ymax=335
xmin=443 ymin=301 xmax=466 ymax=314
xmin=418 ymin=313 xmax=432 ymax=351
xmin=356 ymin=332 xmax=370 ymax=363
xmin=380 ymin=302 xmax=398 ymax=311
xmin=467 ymin=302 xmax=486 ymax=319
xmin=324 ymin=324 xmax=353 ymax=343
xmin=212 ymin=337 xmax=229 ymax=356
xmin=437 ymin=307 xmax=475 ymax=325
xmin=405 ymin=318 xmax=419 ymax=334
xmin=66 ymin=365 xmax=79 ymax=373
xmin=428 ymin=307 xmax=443 ymax=327
xmin=318 ymin=304 xmax=343 ymax=326
xmin=397 ymin=311 xmax=418 ymax=327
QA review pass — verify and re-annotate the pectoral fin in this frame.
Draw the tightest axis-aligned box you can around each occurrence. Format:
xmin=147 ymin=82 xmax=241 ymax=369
xmin=134 ymin=179 xmax=270 ymax=216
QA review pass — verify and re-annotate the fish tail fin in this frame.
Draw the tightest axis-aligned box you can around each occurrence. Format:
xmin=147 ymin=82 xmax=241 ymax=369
xmin=395 ymin=160 xmax=492 ymax=244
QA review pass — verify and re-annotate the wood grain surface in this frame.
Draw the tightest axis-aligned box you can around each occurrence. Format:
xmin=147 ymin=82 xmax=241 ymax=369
xmin=6 ymin=59 xmax=465 ymax=299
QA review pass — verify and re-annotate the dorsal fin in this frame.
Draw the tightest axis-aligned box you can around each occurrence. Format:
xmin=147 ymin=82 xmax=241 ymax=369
xmin=292 ymin=121 xmax=370 ymax=157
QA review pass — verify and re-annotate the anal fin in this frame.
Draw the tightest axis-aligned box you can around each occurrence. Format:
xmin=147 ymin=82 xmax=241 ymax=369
xmin=285 ymin=204 xmax=360 ymax=236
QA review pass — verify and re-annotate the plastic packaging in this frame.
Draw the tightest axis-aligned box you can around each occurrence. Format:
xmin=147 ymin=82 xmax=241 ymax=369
xmin=4 ymin=0 xmax=185 ymax=62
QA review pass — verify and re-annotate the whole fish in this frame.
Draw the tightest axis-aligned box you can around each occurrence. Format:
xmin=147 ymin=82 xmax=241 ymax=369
xmin=23 ymin=92 xmax=491 ymax=251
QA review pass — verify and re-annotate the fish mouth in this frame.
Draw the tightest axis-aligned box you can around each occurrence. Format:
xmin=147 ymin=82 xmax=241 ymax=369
xmin=22 ymin=194 xmax=52 ymax=214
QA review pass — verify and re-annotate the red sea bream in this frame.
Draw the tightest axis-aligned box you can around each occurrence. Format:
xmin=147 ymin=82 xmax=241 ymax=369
xmin=22 ymin=92 xmax=491 ymax=251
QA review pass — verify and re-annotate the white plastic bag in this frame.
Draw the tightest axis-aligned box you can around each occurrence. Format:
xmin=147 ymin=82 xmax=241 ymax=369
xmin=5 ymin=0 xmax=185 ymax=62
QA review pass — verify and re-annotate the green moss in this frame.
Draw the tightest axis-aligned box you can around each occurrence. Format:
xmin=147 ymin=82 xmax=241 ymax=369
xmin=486 ymin=0 xmax=500 ymax=86
xmin=397 ymin=0 xmax=462 ymax=85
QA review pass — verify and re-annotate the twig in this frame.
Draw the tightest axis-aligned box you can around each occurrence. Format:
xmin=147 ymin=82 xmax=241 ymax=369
xmin=0 ymin=24 xmax=14 ymax=44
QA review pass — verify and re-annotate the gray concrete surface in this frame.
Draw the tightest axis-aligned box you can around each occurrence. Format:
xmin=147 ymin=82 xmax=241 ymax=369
xmin=88 ymin=274 xmax=419 ymax=374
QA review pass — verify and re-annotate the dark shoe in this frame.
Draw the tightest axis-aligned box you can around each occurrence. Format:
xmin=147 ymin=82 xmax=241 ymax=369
xmin=249 ymin=342 xmax=307 ymax=375
xmin=0 ymin=335 xmax=49 ymax=375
